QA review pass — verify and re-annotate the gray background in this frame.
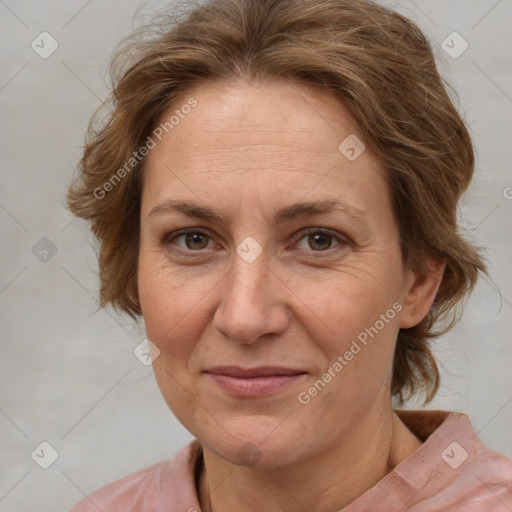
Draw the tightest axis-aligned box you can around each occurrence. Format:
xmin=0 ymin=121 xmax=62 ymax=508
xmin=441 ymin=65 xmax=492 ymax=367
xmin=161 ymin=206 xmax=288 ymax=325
xmin=0 ymin=0 xmax=511 ymax=510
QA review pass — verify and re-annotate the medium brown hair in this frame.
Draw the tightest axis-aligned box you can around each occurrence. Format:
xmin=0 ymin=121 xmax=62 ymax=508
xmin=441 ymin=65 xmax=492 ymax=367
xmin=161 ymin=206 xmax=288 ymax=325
xmin=67 ymin=0 xmax=486 ymax=402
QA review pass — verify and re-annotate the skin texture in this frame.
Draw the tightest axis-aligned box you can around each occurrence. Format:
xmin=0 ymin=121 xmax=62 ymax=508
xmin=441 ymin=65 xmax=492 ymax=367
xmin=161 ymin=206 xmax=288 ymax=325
xmin=137 ymin=79 xmax=444 ymax=512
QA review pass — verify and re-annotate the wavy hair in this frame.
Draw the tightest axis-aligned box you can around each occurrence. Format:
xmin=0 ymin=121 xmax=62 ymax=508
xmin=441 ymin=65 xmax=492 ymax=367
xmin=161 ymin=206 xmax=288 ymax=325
xmin=67 ymin=0 xmax=486 ymax=403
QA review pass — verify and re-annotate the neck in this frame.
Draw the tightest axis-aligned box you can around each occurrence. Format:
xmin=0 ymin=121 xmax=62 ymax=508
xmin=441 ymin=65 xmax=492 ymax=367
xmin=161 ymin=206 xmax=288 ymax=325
xmin=198 ymin=405 xmax=422 ymax=512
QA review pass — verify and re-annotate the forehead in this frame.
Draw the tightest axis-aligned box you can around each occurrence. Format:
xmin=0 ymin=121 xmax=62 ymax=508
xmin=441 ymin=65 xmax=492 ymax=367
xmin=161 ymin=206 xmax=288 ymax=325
xmin=152 ymin=79 xmax=361 ymax=155
xmin=141 ymin=79 xmax=389 ymax=220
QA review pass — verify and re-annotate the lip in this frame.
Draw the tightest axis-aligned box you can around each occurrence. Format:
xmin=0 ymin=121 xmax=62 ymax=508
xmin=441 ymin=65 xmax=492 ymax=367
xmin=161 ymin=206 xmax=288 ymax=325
xmin=204 ymin=366 xmax=308 ymax=397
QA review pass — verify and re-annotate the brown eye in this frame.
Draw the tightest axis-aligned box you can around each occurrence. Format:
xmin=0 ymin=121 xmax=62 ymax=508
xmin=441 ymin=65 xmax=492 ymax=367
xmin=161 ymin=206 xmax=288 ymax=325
xmin=182 ymin=232 xmax=209 ymax=250
xmin=307 ymin=233 xmax=334 ymax=251
xmin=295 ymin=229 xmax=343 ymax=252
xmin=164 ymin=229 xmax=213 ymax=251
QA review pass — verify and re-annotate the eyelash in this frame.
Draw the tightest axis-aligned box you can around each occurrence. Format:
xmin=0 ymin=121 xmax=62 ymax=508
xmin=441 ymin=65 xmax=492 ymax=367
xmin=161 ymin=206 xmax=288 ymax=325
xmin=161 ymin=227 xmax=349 ymax=256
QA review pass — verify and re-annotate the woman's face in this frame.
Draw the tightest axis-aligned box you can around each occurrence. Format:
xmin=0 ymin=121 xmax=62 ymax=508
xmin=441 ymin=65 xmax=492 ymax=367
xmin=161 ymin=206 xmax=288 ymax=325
xmin=138 ymin=79 xmax=424 ymax=468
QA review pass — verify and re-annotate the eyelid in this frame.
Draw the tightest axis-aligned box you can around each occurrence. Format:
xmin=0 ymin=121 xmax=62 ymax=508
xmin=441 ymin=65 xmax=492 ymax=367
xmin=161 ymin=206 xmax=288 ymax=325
xmin=161 ymin=226 xmax=349 ymax=254
xmin=161 ymin=227 xmax=216 ymax=251
xmin=290 ymin=226 xmax=349 ymax=251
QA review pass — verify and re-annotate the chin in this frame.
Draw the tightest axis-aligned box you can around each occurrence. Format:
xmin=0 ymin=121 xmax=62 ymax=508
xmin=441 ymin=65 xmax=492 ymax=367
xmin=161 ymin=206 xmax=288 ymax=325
xmin=197 ymin=415 xmax=313 ymax=470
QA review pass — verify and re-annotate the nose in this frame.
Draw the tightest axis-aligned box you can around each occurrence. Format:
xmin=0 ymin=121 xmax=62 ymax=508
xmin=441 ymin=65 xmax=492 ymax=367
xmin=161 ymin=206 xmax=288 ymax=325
xmin=212 ymin=249 xmax=290 ymax=345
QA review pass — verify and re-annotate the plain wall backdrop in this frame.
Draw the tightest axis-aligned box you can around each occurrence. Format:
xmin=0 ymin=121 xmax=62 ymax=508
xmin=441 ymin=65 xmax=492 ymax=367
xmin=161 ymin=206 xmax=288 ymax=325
xmin=0 ymin=0 xmax=511 ymax=510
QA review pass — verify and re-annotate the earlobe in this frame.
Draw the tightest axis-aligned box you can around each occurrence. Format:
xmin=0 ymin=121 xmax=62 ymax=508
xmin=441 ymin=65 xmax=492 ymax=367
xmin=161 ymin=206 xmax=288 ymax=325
xmin=399 ymin=259 xmax=446 ymax=329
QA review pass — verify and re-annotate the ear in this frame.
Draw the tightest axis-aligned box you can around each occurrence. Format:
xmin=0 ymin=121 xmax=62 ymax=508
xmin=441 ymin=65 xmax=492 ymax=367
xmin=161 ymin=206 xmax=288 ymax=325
xmin=399 ymin=258 xmax=446 ymax=329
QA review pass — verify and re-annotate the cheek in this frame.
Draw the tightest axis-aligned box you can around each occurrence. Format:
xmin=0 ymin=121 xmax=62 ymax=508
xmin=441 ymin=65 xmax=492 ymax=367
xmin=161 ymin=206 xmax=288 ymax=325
xmin=137 ymin=259 xmax=214 ymax=431
xmin=296 ymin=265 xmax=402 ymax=396
xmin=292 ymin=293 xmax=400 ymax=453
xmin=137 ymin=252 xmax=229 ymax=377
xmin=301 ymin=266 xmax=402 ymax=340
xmin=295 ymin=277 xmax=401 ymax=426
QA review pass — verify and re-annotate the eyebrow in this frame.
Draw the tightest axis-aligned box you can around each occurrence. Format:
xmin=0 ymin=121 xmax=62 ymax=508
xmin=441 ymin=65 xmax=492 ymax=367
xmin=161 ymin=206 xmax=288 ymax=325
xmin=148 ymin=199 xmax=368 ymax=226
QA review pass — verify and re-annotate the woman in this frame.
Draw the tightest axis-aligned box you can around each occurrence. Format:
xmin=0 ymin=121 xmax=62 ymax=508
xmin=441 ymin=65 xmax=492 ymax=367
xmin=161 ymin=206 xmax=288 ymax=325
xmin=67 ymin=0 xmax=512 ymax=510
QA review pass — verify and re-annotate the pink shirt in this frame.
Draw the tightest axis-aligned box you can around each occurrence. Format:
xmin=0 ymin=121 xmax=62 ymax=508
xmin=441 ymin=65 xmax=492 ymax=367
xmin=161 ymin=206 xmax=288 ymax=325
xmin=69 ymin=410 xmax=512 ymax=511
